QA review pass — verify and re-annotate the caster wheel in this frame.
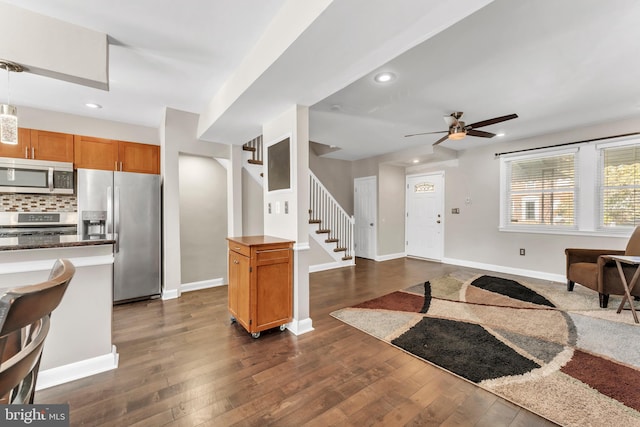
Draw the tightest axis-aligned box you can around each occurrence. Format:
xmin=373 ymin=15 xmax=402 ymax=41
xmin=251 ymin=332 xmax=261 ymax=339
xmin=279 ymin=324 xmax=286 ymax=332
xmin=230 ymin=316 xmax=236 ymax=323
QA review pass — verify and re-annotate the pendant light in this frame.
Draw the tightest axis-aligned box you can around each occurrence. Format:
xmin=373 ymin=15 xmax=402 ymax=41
xmin=0 ymin=60 xmax=24 ymax=145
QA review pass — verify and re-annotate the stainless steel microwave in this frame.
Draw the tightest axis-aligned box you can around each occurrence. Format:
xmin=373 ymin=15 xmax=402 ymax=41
xmin=0 ymin=157 xmax=74 ymax=194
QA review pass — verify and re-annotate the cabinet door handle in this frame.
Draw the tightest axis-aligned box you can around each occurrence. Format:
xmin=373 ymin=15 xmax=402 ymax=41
xmin=31 ymin=147 xmax=35 ymax=159
xmin=25 ymin=147 xmax=29 ymax=159
xmin=120 ymin=161 xmax=123 ymax=171
xmin=115 ymin=161 xmax=118 ymax=171
xmin=234 ymin=247 xmax=241 ymax=251
xmin=233 ymin=260 xmax=239 ymax=264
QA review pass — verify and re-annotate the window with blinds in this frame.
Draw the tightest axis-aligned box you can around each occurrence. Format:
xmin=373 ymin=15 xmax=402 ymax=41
xmin=505 ymin=152 xmax=576 ymax=227
xmin=600 ymin=145 xmax=640 ymax=228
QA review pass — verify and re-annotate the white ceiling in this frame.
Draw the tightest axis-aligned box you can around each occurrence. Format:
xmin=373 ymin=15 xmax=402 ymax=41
xmin=0 ymin=0 xmax=286 ymax=127
xmin=1 ymin=0 xmax=640 ymax=163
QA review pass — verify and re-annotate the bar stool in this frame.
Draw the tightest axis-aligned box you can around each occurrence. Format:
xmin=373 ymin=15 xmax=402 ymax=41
xmin=0 ymin=259 xmax=75 ymax=404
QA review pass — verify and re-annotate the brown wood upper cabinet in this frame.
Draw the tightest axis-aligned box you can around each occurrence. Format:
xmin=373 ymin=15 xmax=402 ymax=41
xmin=0 ymin=128 xmax=74 ymax=162
xmin=117 ymin=140 xmax=160 ymax=174
xmin=74 ymin=136 xmax=160 ymax=174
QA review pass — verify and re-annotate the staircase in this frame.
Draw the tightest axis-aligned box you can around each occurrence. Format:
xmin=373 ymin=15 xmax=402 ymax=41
xmin=243 ymin=135 xmax=263 ymax=166
xmin=309 ymin=171 xmax=354 ymax=263
xmin=242 ymin=137 xmax=355 ymax=269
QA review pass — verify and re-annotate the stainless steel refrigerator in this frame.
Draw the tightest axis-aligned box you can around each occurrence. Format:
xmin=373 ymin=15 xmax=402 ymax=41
xmin=77 ymin=168 xmax=161 ymax=303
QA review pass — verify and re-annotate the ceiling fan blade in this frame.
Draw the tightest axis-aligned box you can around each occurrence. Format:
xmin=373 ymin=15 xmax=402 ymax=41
xmin=466 ymin=129 xmax=495 ymax=138
xmin=432 ymin=135 xmax=449 ymax=146
xmin=404 ymin=130 xmax=447 ymax=138
xmin=466 ymin=113 xmax=518 ymax=129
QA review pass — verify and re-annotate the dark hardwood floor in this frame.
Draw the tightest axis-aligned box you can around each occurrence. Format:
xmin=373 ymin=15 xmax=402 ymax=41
xmin=37 ymin=257 xmax=558 ymax=426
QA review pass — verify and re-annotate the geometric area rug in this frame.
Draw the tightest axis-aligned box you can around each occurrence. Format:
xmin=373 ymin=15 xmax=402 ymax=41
xmin=331 ymin=272 xmax=640 ymax=427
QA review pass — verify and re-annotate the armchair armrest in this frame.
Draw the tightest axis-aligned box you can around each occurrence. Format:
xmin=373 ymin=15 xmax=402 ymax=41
xmin=565 ymin=248 xmax=625 ymax=278
xmin=565 ymin=248 xmax=624 ymax=264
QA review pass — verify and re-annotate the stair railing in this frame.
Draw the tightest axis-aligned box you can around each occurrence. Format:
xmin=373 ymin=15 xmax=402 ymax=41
xmin=309 ymin=171 xmax=355 ymax=261
xmin=243 ymin=135 xmax=263 ymax=164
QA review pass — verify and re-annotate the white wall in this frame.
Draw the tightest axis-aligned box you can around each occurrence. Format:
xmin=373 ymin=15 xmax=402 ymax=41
xmin=161 ymin=108 xmax=229 ymax=298
xmin=242 ymin=168 xmax=264 ymax=236
xmin=17 ymin=106 xmax=159 ymax=144
xmin=418 ymin=116 xmax=640 ymax=278
xmin=262 ymin=105 xmax=312 ymax=335
xmin=179 ymin=154 xmax=228 ymax=284
xmin=377 ymin=164 xmax=406 ymax=256
xmin=309 ymin=149 xmax=354 ymax=214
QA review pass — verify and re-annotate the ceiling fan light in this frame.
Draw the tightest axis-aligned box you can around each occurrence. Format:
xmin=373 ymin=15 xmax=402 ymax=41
xmin=448 ymin=124 xmax=466 ymax=140
xmin=0 ymin=104 xmax=18 ymax=145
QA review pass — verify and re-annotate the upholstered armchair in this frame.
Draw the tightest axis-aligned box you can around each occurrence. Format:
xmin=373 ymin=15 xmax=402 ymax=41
xmin=565 ymin=227 xmax=640 ymax=308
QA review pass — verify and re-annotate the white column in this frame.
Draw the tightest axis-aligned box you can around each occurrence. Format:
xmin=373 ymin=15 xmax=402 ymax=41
xmin=228 ymin=144 xmax=243 ymax=237
xmin=262 ymin=105 xmax=313 ymax=335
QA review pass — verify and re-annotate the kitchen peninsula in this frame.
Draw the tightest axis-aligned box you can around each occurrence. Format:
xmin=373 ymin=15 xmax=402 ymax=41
xmin=0 ymin=233 xmax=117 ymax=390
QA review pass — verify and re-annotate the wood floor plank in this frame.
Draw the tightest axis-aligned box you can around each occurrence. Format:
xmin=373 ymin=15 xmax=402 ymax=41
xmin=35 ymin=257 xmax=557 ymax=426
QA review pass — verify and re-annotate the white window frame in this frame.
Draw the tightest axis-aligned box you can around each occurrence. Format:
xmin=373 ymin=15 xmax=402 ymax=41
xmin=500 ymin=136 xmax=640 ymax=236
xmin=500 ymin=147 xmax=578 ymax=232
xmin=596 ymin=139 xmax=640 ymax=231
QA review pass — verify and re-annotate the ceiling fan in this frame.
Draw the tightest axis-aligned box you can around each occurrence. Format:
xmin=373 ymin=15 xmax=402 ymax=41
xmin=405 ymin=112 xmax=518 ymax=146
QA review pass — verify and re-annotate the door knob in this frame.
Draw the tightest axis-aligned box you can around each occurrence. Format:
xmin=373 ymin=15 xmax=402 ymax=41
xmin=370 ymin=223 xmax=374 ymax=226
xmin=436 ymin=220 xmax=441 ymax=224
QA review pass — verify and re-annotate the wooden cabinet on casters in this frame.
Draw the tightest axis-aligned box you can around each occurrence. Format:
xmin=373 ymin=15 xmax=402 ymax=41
xmin=227 ymin=235 xmax=294 ymax=338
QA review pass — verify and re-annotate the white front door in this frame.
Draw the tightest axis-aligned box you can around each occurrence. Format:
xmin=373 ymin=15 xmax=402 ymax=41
xmin=354 ymin=176 xmax=377 ymax=259
xmin=406 ymin=172 xmax=444 ymax=260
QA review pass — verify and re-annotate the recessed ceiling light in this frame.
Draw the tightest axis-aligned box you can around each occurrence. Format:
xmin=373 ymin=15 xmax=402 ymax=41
xmin=496 ymin=133 xmax=505 ymax=137
xmin=412 ymin=159 xmax=420 ymax=164
xmin=373 ymin=72 xmax=396 ymax=83
xmin=85 ymin=103 xmax=102 ymax=109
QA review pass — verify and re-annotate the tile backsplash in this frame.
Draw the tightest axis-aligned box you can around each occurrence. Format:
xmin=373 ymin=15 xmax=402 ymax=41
xmin=0 ymin=194 xmax=77 ymax=212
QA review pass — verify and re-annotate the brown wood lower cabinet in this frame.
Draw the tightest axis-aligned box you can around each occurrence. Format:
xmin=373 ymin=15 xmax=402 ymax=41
xmin=227 ymin=235 xmax=294 ymax=338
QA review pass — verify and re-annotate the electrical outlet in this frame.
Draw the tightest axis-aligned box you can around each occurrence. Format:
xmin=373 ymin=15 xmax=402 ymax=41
xmin=520 ymin=248 xmax=526 ymax=256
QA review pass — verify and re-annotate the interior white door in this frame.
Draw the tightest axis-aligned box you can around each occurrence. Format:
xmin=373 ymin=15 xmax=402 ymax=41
xmin=354 ymin=176 xmax=377 ymax=259
xmin=406 ymin=173 xmax=444 ymax=260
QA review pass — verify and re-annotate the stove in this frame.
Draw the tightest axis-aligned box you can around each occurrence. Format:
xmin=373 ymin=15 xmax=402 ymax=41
xmin=0 ymin=212 xmax=78 ymax=244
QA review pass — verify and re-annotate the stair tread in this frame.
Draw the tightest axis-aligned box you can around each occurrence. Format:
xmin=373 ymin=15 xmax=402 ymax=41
xmin=242 ymin=146 xmax=256 ymax=152
xmin=247 ymin=159 xmax=263 ymax=165
xmin=316 ymin=229 xmax=331 ymax=234
xmin=309 ymin=219 xmax=322 ymax=224
xmin=333 ymin=247 xmax=347 ymax=252
xmin=325 ymin=238 xmax=338 ymax=243
xmin=342 ymin=256 xmax=353 ymax=261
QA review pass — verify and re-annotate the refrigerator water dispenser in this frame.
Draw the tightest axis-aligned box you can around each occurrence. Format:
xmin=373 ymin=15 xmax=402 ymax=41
xmin=81 ymin=210 xmax=107 ymax=238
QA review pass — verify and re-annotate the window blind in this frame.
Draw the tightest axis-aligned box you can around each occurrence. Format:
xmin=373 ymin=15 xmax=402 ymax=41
xmin=507 ymin=153 xmax=576 ymax=227
xmin=600 ymin=145 xmax=640 ymax=227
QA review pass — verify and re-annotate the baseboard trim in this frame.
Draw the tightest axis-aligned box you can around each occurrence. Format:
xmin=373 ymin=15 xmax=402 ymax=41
xmin=441 ymin=257 xmax=565 ymax=283
xmin=294 ymin=242 xmax=311 ymax=251
xmin=309 ymin=261 xmax=354 ymax=273
xmin=375 ymin=252 xmax=406 ymax=262
xmin=286 ymin=317 xmax=314 ymax=335
xmin=181 ymin=278 xmax=224 ymax=293
xmin=37 ymin=345 xmax=119 ymax=391
xmin=162 ymin=288 xmax=179 ymax=300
